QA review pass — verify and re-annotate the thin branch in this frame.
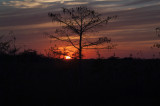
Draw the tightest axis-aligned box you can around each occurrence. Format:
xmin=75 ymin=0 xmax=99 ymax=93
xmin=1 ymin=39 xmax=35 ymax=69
xmin=82 ymin=37 xmax=111 ymax=47
xmin=84 ymin=16 xmax=117 ymax=32
xmin=45 ymin=32 xmax=79 ymax=50
xmin=45 ymin=32 xmax=69 ymax=42
xmin=49 ymin=13 xmax=80 ymax=34
xmin=66 ymin=34 xmax=79 ymax=50
xmin=83 ymin=44 xmax=117 ymax=49
xmin=48 ymin=7 xmax=117 ymax=59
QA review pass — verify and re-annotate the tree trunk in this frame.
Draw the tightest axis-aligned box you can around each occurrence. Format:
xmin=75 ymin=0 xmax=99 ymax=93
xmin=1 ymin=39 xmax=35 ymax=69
xmin=77 ymin=33 xmax=82 ymax=90
xmin=79 ymin=34 xmax=82 ymax=60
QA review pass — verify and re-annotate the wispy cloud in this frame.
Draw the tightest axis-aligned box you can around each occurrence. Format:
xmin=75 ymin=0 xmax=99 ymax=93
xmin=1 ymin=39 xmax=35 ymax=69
xmin=65 ymin=2 xmax=88 ymax=5
xmin=2 ymin=0 xmax=74 ymax=8
xmin=2 ymin=0 xmax=160 ymax=9
xmin=1 ymin=0 xmax=124 ymax=8
xmin=122 ymin=0 xmax=160 ymax=6
xmin=1 ymin=0 xmax=160 ymax=58
xmin=2 ymin=0 xmax=45 ymax=8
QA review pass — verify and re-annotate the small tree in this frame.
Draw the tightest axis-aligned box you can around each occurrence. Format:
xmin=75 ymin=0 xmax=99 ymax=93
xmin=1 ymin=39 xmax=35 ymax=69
xmin=156 ymin=27 xmax=160 ymax=36
xmin=47 ymin=6 xmax=117 ymax=60
xmin=0 ymin=31 xmax=19 ymax=55
xmin=152 ymin=27 xmax=160 ymax=48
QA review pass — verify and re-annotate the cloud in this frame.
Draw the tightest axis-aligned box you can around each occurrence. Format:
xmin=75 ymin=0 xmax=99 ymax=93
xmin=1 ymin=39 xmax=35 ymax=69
xmin=65 ymin=2 xmax=88 ymax=5
xmin=2 ymin=0 xmax=160 ymax=9
xmin=2 ymin=0 xmax=44 ymax=8
xmin=2 ymin=0 xmax=74 ymax=8
xmin=1 ymin=0 xmax=124 ymax=8
xmin=35 ymin=0 xmax=73 ymax=3
xmin=123 ymin=0 xmax=160 ymax=6
xmin=1 ymin=0 xmax=160 ymax=58
xmin=0 ymin=22 xmax=62 ymax=30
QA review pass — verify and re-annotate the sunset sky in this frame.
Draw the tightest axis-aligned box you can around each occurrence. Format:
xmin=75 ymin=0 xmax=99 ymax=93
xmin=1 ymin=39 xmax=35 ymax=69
xmin=0 ymin=0 xmax=160 ymax=59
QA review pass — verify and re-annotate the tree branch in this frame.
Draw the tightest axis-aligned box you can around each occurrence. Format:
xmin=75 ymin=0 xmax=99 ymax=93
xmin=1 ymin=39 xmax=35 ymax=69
xmin=49 ymin=13 xmax=80 ymax=34
xmin=84 ymin=16 xmax=117 ymax=32
xmin=82 ymin=37 xmax=111 ymax=47
xmin=66 ymin=34 xmax=79 ymax=50
xmin=83 ymin=44 xmax=117 ymax=50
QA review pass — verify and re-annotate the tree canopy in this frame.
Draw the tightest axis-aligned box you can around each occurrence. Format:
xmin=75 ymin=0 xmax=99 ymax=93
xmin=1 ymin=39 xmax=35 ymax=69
xmin=47 ymin=6 xmax=117 ymax=59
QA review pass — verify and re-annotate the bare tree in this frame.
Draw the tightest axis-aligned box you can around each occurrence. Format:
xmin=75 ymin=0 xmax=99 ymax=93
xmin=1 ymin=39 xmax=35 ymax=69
xmin=47 ymin=6 xmax=117 ymax=60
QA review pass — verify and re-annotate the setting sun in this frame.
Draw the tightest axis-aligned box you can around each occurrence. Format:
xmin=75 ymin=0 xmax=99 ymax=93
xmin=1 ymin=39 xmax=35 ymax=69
xmin=65 ymin=56 xmax=71 ymax=60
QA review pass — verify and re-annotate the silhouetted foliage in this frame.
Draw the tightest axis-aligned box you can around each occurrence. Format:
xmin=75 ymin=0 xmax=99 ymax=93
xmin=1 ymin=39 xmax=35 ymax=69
xmin=71 ymin=50 xmax=79 ymax=59
xmin=0 ymin=31 xmax=19 ymax=55
xmin=0 ymin=35 xmax=11 ymax=55
xmin=47 ymin=6 xmax=117 ymax=60
xmin=153 ymin=43 xmax=160 ymax=48
xmin=156 ymin=27 xmax=160 ymax=36
xmin=19 ymin=49 xmax=37 ymax=56
xmin=96 ymin=50 xmax=101 ymax=59
xmin=44 ymin=45 xmax=69 ymax=59
xmin=152 ymin=27 xmax=160 ymax=49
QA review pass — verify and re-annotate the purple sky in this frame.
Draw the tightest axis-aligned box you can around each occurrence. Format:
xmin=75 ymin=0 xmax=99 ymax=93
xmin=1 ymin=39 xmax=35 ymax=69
xmin=0 ymin=0 xmax=160 ymax=58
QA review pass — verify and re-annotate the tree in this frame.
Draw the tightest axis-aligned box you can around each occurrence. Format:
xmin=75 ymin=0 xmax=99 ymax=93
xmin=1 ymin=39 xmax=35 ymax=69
xmin=0 ymin=35 xmax=11 ymax=55
xmin=152 ymin=27 xmax=160 ymax=48
xmin=156 ymin=27 xmax=160 ymax=37
xmin=47 ymin=6 xmax=117 ymax=60
xmin=0 ymin=31 xmax=19 ymax=55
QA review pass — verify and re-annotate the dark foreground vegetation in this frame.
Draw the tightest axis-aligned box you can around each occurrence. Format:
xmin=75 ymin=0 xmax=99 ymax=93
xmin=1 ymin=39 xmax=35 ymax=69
xmin=1 ymin=54 xmax=160 ymax=105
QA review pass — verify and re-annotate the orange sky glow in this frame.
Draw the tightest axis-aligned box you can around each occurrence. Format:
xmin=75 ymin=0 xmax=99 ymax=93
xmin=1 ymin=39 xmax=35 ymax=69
xmin=0 ymin=0 xmax=160 ymax=59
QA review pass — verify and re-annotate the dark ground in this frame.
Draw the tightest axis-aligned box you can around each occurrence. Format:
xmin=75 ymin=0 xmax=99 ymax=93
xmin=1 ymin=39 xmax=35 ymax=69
xmin=1 ymin=55 xmax=160 ymax=105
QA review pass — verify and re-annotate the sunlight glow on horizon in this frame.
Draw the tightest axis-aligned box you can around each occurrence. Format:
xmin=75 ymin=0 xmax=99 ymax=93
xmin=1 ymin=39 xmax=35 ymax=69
xmin=65 ymin=56 xmax=71 ymax=59
xmin=0 ymin=0 xmax=160 ymax=59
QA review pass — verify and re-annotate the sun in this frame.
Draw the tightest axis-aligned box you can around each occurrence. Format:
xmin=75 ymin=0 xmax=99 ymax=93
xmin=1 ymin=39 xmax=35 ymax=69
xmin=65 ymin=56 xmax=71 ymax=60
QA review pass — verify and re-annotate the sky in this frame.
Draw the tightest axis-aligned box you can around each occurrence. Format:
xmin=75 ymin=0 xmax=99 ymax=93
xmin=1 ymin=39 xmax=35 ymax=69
xmin=0 ymin=0 xmax=160 ymax=59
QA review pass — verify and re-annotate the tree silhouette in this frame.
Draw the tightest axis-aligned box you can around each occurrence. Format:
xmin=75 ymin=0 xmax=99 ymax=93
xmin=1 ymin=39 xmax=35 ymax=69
xmin=0 ymin=35 xmax=11 ymax=55
xmin=156 ymin=27 xmax=160 ymax=36
xmin=44 ymin=45 xmax=69 ymax=59
xmin=0 ymin=31 xmax=19 ymax=55
xmin=47 ymin=6 xmax=117 ymax=60
xmin=153 ymin=27 xmax=160 ymax=48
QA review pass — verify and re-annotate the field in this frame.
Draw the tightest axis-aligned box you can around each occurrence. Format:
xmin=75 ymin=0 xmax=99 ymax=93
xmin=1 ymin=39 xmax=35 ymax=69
xmin=1 ymin=55 xmax=160 ymax=105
